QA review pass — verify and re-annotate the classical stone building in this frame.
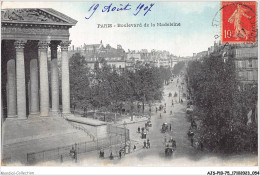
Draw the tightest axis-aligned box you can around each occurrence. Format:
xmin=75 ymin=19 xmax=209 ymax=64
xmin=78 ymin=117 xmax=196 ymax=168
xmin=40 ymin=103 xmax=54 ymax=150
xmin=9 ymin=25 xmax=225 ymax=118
xmin=232 ymin=47 xmax=258 ymax=88
xmin=1 ymin=9 xmax=77 ymax=120
xmin=69 ymin=42 xmax=127 ymax=71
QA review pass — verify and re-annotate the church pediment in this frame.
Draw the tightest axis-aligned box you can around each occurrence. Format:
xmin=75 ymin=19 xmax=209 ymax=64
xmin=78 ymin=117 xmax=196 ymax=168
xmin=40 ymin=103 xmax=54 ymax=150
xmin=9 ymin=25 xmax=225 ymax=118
xmin=1 ymin=8 xmax=77 ymax=26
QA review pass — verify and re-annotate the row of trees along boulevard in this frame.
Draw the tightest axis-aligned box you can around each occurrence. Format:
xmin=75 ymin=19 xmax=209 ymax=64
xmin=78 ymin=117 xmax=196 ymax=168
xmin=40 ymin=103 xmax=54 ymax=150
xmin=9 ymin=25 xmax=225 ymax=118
xmin=186 ymin=51 xmax=257 ymax=153
xmin=69 ymin=53 xmax=172 ymax=122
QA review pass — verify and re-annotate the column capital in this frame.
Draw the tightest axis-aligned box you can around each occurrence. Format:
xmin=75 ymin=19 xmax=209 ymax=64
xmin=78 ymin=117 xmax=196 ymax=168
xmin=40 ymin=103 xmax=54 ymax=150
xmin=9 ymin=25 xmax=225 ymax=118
xmin=14 ymin=40 xmax=27 ymax=49
xmin=60 ymin=40 xmax=71 ymax=51
xmin=50 ymin=41 xmax=60 ymax=50
xmin=50 ymin=41 xmax=59 ymax=59
xmin=38 ymin=40 xmax=50 ymax=50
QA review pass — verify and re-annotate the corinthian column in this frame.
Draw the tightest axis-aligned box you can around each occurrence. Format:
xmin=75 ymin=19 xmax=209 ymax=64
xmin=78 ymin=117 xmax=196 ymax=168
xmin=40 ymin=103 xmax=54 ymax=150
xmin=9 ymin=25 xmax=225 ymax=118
xmin=7 ymin=59 xmax=17 ymax=118
xmin=38 ymin=41 xmax=50 ymax=117
xmin=14 ymin=40 xmax=27 ymax=119
xmin=60 ymin=41 xmax=71 ymax=114
xmin=50 ymin=42 xmax=59 ymax=113
xmin=30 ymin=58 xmax=39 ymax=114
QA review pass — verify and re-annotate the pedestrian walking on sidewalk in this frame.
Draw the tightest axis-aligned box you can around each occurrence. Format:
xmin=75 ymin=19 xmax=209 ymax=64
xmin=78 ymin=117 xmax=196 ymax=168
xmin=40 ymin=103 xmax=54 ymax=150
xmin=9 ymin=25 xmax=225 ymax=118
xmin=143 ymin=140 xmax=147 ymax=149
xmin=191 ymin=137 xmax=194 ymax=147
xmin=147 ymin=139 xmax=150 ymax=149
xmin=133 ymin=145 xmax=136 ymax=152
xmin=83 ymin=106 xmax=87 ymax=117
xmin=109 ymin=152 xmax=114 ymax=160
xmin=99 ymin=150 xmax=103 ymax=158
xmin=199 ymin=141 xmax=204 ymax=151
xmin=170 ymin=124 xmax=172 ymax=131
xmin=119 ymin=150 xmax=122 ymax=159
xmin=160 ymin=113 xmax=162 ymax=119
xmin=73 ymin=104 xmax=76 ymax=114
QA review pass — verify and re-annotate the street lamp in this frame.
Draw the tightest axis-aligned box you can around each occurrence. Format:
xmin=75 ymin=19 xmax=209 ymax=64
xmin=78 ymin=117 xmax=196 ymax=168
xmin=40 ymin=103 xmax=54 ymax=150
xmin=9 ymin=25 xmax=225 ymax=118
xmin=178 ymin=85 xmax=181 ymax=103
xmin=123 ymin=121 xmax=127 ymax=154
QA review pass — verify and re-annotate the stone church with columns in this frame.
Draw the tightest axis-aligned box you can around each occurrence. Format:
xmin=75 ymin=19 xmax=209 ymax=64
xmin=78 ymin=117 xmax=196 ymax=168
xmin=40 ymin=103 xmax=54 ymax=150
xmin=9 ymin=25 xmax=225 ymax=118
xmin=1 ymin=8 xmax=77 ymax=121
xmin=1 ymin=8 xmax=126 ymax=165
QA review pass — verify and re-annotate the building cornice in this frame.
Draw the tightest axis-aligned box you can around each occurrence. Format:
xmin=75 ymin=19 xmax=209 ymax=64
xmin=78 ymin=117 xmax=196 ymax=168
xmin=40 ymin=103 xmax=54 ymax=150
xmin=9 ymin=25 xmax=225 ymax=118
xmin=1 ymin=8 xmax=77 ymax=27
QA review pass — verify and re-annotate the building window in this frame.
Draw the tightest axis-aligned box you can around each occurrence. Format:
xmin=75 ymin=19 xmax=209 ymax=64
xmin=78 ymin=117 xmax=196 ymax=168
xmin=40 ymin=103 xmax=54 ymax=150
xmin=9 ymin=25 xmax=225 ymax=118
xmin=248 ymin=59 xmax=253 ymax=68
xmin=237 ymin=61 xmax=243 ymax=68
xmin=238 ymin=71 xmax=245 ymax=80
xmin=242 ymin=60 xmax=247 ymax=68
xmin=254 ymin=70 xmax=258 ymax=80
xmin=248 ymin=71 xmax=253 ymax=81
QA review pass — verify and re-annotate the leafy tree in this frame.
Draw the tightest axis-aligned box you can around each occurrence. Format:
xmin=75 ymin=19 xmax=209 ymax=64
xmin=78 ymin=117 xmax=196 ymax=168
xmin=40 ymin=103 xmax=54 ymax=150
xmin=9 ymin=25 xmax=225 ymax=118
xmin=69 ymin=53 xmax=91 ymax=110
xmin=159 ymin=67 xmax=172 ymax=85
xmin=172 ymin=61 xmax=185 ymax=75
xmin=187 ymin=53 xmax=258 ymax=153
xmin=133 ymin=67 xmax=164 ymax=113
xmin=91 ymin=62 xmax=112 ymax=110
xmin=70 ymin=53 xmax=165 ymax=120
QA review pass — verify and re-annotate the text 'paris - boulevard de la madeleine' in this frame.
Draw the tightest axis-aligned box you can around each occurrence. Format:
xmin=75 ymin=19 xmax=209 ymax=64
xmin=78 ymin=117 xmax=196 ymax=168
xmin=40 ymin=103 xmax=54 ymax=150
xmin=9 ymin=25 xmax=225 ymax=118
xmin=97 ymin=23 xmax=181 ymax=28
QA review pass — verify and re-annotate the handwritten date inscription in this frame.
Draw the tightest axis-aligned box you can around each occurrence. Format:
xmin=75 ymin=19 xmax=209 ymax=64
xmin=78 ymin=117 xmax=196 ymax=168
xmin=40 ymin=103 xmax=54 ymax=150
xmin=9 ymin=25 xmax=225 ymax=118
xmin=85 ymin=3 xmax=155 ymax=19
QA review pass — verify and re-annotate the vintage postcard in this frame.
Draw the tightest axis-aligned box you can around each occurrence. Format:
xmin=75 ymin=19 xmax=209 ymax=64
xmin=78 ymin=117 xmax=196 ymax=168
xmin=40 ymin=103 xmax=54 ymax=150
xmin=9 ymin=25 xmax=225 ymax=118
xmin=0 ymin=0 xmax=259 ymax=175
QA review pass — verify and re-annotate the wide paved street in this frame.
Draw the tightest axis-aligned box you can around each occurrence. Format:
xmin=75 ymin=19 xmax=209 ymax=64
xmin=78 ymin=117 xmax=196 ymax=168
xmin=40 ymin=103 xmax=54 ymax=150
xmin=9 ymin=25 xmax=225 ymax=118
xmin=125 ymin=75 xmax=198 ymax=159
xmin=36 ymin=75 xmax=257 ymax=167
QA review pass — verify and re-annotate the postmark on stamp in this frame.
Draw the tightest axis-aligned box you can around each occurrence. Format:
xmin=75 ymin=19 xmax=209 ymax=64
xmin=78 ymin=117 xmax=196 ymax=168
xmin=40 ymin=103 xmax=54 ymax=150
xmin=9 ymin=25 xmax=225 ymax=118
xmin=221 ymin=1 xmax=257 ymax=43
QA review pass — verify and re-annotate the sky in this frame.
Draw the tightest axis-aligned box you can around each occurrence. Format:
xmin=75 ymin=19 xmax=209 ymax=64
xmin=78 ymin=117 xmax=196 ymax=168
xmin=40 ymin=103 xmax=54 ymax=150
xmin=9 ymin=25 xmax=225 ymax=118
xmin=2 ymin=1 xmax=221 ymax=57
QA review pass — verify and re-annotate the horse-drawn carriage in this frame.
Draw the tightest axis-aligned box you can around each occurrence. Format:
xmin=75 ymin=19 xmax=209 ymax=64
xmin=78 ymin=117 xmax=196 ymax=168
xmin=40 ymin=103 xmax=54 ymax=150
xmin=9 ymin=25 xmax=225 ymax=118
xmin=186 ymin=105 xmax=193 ymax=114
xmin=161 ymin=123 xmax=169 ymax=133
xmin=165 ymin=146 xmax=173 ymax=156
xmin=141 ymin=131 xmax=147 ymax=139
xmin=165 ymin=139 xmax=176 ymax=157
xmin=99 ymin=149 xmax=105 ymax=158
xmin=145 ymin=120 xmax=152 ymax=127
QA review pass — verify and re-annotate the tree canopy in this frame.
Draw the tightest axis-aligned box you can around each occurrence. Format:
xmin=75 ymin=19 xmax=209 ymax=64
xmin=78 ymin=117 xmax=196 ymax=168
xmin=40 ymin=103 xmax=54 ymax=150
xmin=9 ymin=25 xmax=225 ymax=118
xmin=69 ymin=53 xmax=166 ymax=115
xmin=172 ymin=61 xmax=185 ymax=75
xmin=186 ymin=53 xmax=257 ymax=153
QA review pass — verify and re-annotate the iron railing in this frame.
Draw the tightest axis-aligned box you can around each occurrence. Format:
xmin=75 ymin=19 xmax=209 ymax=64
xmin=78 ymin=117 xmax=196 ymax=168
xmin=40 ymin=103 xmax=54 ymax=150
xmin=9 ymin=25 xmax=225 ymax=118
xmin=27 ymin=134 xmax=128 ymax=165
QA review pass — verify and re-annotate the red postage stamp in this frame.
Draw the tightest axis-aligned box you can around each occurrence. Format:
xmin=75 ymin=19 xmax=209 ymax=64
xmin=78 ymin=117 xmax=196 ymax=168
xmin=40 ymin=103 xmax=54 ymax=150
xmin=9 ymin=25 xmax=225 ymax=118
xmin=221 ymin=1 xmax=257 ymax=43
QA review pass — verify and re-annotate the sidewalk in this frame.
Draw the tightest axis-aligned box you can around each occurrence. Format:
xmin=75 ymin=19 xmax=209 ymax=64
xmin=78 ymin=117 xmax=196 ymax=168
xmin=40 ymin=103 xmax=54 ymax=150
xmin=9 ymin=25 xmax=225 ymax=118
xmin=66 ymin=114 xmax=107 ymax=126
xmin=116 ymin=115 xmax=149 ymax=125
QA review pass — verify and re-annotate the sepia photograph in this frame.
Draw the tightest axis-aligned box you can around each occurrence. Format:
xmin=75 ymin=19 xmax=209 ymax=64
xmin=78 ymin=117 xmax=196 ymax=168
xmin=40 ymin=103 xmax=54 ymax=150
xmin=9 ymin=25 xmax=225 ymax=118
xmin=0 ymin=0 xmax=259 ymax=175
